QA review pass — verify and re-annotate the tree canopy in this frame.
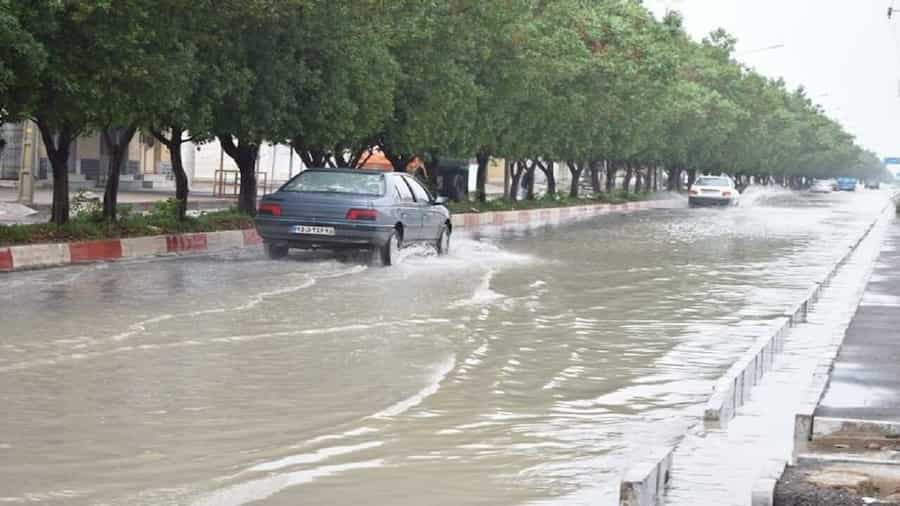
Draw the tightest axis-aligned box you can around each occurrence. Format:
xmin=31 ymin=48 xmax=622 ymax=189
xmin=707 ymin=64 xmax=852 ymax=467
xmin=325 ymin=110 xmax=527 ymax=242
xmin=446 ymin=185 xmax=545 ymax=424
xmin=1 ymin=0 xmax=886 ymax=222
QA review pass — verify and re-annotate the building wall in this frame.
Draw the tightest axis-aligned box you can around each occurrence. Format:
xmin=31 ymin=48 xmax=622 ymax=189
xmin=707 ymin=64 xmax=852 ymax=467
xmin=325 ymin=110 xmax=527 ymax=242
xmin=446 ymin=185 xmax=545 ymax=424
xmin=184 ymin=139 xmax=305 ymax=188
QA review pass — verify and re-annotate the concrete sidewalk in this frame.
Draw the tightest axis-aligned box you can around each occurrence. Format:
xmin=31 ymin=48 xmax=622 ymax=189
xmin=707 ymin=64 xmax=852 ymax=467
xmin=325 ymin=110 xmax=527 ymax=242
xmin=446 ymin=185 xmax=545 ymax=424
xmin=775 ymin=217 xmax=900 ymax=505
xmin=0 ymin=186 xmax=230 ymax=205
xmin=0 ymin=186 xmax=240 ymax=224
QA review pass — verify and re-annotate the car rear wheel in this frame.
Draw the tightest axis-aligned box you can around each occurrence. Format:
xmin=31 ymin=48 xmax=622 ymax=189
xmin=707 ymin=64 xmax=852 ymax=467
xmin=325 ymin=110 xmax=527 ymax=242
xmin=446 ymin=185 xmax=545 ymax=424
xmin=379 ymin=231 xmax=402 ymax=266
xmin=436 ymin=226 xmax=450 ymax=256
xmin=264 ymin=242 xmax=289 ymax=260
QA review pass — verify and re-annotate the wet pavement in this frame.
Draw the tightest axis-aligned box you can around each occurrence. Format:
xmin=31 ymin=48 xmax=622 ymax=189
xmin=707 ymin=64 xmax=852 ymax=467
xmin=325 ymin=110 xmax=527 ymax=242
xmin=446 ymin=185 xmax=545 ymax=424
xmin=0 ymin=188 xmax=893 ymax=505
xmin=816 ymin=220 xmax=900 ymax=423
xmin=665 ymin=207 xmax=892 ymax=505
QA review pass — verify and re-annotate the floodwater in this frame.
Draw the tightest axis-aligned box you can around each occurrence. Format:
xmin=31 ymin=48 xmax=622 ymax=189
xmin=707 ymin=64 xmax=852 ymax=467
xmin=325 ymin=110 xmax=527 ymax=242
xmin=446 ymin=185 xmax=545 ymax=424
xmin=0 ymin=188 xmax=892 ymax=505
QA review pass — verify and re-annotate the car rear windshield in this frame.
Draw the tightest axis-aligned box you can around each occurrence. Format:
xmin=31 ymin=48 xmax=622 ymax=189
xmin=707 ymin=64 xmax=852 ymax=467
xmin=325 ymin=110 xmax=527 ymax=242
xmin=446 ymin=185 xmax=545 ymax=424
xmin=282 ymin=171 xmax=386 ymax=196
xmin=694 ymin=177 xmax=730 ymax=187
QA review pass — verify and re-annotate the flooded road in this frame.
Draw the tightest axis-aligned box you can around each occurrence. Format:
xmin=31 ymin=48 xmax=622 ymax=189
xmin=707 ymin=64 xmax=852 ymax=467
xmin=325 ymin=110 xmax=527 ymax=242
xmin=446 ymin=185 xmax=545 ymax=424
xmin=0 ymin=188 xmax=892 ymax=505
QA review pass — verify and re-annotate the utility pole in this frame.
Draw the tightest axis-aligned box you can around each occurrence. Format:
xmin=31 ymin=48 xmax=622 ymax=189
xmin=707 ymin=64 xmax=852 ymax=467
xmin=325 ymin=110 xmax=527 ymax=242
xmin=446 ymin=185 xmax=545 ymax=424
xmin=17 ymin=122 xmax=34 ymax=205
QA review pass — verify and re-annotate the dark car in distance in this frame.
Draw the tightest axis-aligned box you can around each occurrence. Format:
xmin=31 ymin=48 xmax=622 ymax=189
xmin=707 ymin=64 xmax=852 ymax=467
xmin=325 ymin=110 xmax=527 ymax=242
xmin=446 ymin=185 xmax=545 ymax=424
xmin=255 ymin=169 xmax=452 ymax=266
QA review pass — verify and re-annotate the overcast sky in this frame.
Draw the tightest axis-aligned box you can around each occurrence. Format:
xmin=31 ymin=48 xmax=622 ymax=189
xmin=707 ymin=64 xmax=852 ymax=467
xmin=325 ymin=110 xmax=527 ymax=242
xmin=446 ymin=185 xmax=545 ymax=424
xmin=644 ymin=0 xmax=900 ymax=159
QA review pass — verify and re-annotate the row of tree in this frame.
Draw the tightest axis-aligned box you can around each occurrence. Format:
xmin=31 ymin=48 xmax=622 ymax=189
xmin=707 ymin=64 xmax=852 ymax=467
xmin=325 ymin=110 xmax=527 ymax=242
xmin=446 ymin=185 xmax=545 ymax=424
xmin=0 ymin=0 xmax=887 ymax=225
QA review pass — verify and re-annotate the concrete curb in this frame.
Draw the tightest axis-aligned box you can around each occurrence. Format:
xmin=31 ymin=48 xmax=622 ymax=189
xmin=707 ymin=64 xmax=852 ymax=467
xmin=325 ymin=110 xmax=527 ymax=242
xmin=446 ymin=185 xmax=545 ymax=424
xmin=450 ymin=199 xmax=679 ymax=231
xmin=2 ymin=198 xmax=682 ymax=273
xmin=0 ymin=228 xmax=263 ymax=272
xmin=751 ymin=459 xmax=787 ymax=506
xmin=705 ymin=196 xmax=895 ymax=430
xmin=791 ymin=194 xmax=899 ymax=460
xmin=704 ymin=316 xmax=793 ymax=427
xmin=620 ymin=446 xmax=675 ymax=506
xmin=812 ymin=417 xmax=900 ymax=440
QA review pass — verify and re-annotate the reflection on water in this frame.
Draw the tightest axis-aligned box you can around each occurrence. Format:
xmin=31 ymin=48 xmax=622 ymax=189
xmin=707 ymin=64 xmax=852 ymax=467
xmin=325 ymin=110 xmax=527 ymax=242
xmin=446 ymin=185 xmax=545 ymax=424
xmin=0 ymin=189 xmax=891 ymax=505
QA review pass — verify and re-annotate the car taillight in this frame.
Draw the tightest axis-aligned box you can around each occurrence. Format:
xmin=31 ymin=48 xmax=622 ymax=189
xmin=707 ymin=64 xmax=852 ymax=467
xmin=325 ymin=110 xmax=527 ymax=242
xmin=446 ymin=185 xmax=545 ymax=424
xmin=722 ymin=191 xmax=732 ymax=197
xmin=258 ymin=203 xmax=282 ymax=216
xmin=346 ymin=209 xmax=378 ymax=221
xmin=689 ymin=189 xmax=699 ymax=196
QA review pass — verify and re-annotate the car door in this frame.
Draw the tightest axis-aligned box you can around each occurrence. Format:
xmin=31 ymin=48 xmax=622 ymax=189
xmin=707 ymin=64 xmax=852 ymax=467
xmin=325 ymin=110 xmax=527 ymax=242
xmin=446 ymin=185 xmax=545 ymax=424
xmin=405 ymin=176 xmax=442 ymax=240
xmin=392 ymin=176 xmax=423 ymax=241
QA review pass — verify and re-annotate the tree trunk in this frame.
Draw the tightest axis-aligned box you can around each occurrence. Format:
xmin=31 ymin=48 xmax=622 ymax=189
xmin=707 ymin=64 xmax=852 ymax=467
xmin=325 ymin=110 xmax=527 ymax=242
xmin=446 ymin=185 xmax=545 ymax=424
xmin=623 ymin=164 xmax=634 ymax=193
xmin=590 ymin=160 xmax=602 ymax=193
xmin=526 ymin=161 xmax=536 ymax=200
xmin=152 ymin=127 xmax=191 ymax=220
xmin=566 ymin=161 xmax=583 ymax=198
xmin=605 ymin=161 xmax=617 ymax=193
xmin=36 ymin=120 xmax=75 ymax=225
xmin=220 ymin=135 xmax=259 ymax=215
xmin=292 ymin=140 xmax=330 ymax=169
xmin=424 ymin=155 xmax=439 ymax=190
xmin=475 ymin=151 xmax=489 ymax=203
xmin=687 ymin=169 xmax=697 ymax=188
xmin=102 ymin=125 xmax=138 ymax=222
xmin=536 ymin=160 xmax=556 ymax=196
xmin=510 ymin=161 xmax=526 ymax=203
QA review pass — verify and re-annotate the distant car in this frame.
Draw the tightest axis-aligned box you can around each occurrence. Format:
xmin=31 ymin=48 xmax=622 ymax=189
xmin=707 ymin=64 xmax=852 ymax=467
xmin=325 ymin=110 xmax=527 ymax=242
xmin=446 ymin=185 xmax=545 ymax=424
xmin=835 ymin=177 xmax=858 ymax=191
xmin=688 ymin=175 xmax=740 ymax=207
xmin=810 ymin=180 xmax=833 ymax=193
xmin=255 ymin=169 xmax=452 ymax=265
xmin=864 ymin=180 xmax=881 ymax=190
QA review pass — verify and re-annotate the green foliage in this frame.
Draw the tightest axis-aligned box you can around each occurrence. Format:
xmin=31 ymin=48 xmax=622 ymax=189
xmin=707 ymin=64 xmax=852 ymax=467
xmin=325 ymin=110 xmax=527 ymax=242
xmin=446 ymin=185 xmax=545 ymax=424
xmin=70 ymin=190 xmax=103 ymax=221
xmin=2 ymin=0 xmax=884 ymax=216
xmin=0 ymin=0 xmax=45 ymax=122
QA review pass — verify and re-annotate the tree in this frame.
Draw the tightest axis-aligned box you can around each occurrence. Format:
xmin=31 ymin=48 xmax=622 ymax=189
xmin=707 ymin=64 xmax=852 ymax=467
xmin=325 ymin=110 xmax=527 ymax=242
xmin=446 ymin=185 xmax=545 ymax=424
xmin=372 ymin=0 xmax=484 ymax=175
xmin=282 ymin=1 xmax=398 ymax=171
xmin=10 ymin=1 xmax=103 ymax=224
xmin=84 ymin=0 xmax=195 ymax=221
xmin=207 ymin=1 xmax=308 ymax=215
xmin=0 ymin=0 xmax=45 ymax=124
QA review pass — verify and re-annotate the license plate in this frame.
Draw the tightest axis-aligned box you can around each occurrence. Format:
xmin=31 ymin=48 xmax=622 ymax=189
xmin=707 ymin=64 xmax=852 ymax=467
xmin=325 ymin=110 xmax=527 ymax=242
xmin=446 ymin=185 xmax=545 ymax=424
xmin=291 ymin=225 xmax=335 ymax=236
xmin=701 ymin=189 xmax=718 ymax=194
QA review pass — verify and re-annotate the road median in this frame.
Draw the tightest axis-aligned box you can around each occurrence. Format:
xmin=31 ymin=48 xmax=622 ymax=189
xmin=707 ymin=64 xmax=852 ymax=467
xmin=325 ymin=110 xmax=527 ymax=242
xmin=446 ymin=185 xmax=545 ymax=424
xmin=1 ymin=196 xmax=682 ymax=273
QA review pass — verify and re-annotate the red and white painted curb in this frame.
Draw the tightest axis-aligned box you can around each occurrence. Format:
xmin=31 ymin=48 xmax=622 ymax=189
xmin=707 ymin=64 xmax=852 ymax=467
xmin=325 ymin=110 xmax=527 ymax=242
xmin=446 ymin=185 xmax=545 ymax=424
xmin=1 ymin=199 xmax=680 ymax=273
xmin=0 ymin=228 xmax=262 ymax=272
xmin=449 ymin=199 xmax=679 ymax=230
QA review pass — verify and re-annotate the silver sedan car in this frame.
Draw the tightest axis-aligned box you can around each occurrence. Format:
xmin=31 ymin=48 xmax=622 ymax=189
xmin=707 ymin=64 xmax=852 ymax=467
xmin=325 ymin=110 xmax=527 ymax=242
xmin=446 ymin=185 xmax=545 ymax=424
xmin=255 ymin=169 xmax=452 ymax=265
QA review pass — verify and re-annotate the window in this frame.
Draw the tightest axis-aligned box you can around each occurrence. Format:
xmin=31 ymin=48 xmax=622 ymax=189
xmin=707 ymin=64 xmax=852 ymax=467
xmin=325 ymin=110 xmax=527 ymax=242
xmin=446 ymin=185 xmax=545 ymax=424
xmin=282 ymin=171 xmax=385 ymax=196
xmin=404 ymin=176 xmax=433 ymax=203
xmin=694 ymin=177 xmax=731 ymax=188
xmin=394 ymin=177 xmax=415 ymax=202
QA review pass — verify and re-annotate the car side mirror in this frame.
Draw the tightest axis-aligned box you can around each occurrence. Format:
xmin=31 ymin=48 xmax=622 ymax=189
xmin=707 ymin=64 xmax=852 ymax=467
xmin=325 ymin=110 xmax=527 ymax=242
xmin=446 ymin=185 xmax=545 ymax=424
xmin=433 ymin=196 xmax=449 ymax=205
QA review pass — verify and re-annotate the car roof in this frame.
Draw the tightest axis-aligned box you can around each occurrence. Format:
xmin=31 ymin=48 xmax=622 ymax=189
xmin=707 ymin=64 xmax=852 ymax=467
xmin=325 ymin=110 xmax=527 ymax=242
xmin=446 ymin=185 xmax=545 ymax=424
xmin=302 ymin=168 xmax=385 ymax=175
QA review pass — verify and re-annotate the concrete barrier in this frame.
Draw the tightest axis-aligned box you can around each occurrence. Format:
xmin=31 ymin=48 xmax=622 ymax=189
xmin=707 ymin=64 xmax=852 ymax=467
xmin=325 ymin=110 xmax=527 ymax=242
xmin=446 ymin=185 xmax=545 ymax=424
xmin=1 ymin=199 xmax=682 ymax=273
xmin=69 ymin=239 xmax=123 ymax=263
xmin=812 ymin=417 xmax=900 ymax=440
xmin=0 ymin=248 xmax=12 ymax=271
xmin=451 ymin=199 xmax=681 ymax=231
xmin=9 ymin=243 xmax=71 ymax=270
xmin=790 ymin=196 xmax=898 ymax=460
xmin=205 ymin=230 xmax=246 ymax=252
xmin=751 ymin=459 xmax=787 ymax=506
xmin=620 ymin=446 xmax=675 ymax=506
xmin=704 ymin=317 xmax=791 ymax=427
xmin=708 ymin=196 xmax=896 ymax=431
xmin=121 ymin=235 xmax=168 ymax=258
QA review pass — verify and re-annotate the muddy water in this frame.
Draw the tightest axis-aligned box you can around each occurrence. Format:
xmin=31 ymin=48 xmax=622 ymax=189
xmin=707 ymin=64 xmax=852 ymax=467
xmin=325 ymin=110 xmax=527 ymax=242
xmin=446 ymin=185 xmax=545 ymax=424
xmin=0 ymin=188 xmax=891 ymax=505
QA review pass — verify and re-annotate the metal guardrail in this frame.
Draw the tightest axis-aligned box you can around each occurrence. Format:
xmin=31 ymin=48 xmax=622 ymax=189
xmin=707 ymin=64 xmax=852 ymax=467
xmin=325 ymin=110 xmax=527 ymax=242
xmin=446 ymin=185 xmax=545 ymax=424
xmin=213 ymin=170 xmax=270 ymax=198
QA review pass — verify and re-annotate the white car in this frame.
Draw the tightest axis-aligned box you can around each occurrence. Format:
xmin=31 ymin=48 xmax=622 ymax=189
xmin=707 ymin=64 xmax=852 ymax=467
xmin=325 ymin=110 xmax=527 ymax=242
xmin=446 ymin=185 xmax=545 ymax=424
xmin=688 ymin=176 xmax=740 ymax=207
xmin=810 ymin=180 xmax=833 ymax=193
